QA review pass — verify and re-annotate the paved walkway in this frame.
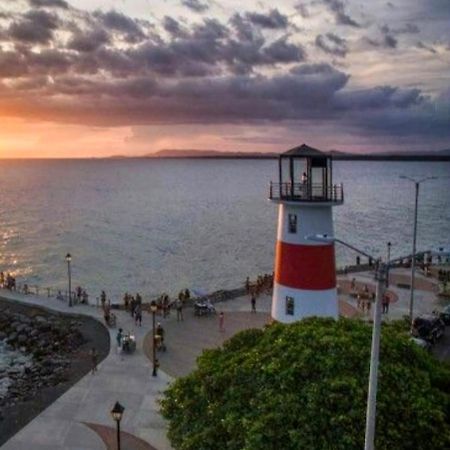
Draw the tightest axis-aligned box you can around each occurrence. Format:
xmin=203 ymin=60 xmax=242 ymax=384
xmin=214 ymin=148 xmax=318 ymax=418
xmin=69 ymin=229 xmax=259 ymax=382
xmin=0 ymin=289 xmax=172 ymax=450
xmin=0 ymin=267 xmax=444 ymax=449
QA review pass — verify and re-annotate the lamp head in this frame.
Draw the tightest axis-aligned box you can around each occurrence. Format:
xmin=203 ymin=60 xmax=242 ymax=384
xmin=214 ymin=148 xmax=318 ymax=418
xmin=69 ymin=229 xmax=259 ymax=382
xmin=65 ymin=253 xmax=72 ymax=262
xmin=305 ymin=234 xmax=335 ymax=244
xmin=111 ymin=401 xmax=125 ymax=422
xmin=150 ymin=300 xmax=157 ymax=313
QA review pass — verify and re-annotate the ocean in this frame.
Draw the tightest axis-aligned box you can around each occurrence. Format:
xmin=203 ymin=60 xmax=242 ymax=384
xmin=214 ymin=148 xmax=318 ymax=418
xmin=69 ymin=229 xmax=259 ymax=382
xmin=0 ymin=159 xmax=449 ymax=302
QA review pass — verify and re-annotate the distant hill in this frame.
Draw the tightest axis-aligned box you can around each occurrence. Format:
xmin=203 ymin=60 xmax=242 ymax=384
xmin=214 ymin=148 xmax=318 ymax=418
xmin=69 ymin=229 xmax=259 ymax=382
xmin=108 ymin=148 xmax=450 ymax=161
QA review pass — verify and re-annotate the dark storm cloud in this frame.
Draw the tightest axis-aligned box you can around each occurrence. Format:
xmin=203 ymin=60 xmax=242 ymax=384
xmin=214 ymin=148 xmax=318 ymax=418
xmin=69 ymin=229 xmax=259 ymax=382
xmin=93 ymin=10 xmax=146 ymax=43
xmin=383 ymin=34 xmax=397 ymax=48
xmin=181 ymin=0 xmax=209 ymax=13
xmin=381 ymin=23 xmax=420 ymax=36
xmin=245 ymin=9 xmax=289 ymax=29
xmin=322 ymin=0 xmax=360 ymax=28
xmin=416 ymin=41 xmax=437 ymax=54
xmin=28 ymin=0 xmax=68 ymax=8
xmin=230 ymin=13 xmax=259 ymax=42
xmin=9 ymin=9 xmax=59 ymax=44
xmin=315 ymin=33 xmax=348 ymax=57
xmin=163 ymin=16 xmax=188 ymax=38
xmin=263 ymin=38 xmax=305 ymax=63
xmin=67 ymin=27 xmax=110 ymax=53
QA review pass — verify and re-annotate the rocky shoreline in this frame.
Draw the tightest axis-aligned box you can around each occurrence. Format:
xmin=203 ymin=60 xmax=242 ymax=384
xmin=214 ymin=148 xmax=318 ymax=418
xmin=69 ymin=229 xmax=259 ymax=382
xmin=0 ymin=298 xmax=110 ymax=446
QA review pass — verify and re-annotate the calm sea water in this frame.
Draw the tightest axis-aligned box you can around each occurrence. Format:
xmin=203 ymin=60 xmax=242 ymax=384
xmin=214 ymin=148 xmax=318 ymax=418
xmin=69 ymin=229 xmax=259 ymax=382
xmin=0 ymin=159 xmax=449 ymax=301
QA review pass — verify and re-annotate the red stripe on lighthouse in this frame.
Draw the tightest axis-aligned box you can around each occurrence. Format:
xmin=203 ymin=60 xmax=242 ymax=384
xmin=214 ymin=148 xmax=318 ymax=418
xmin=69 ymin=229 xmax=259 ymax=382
xmin=274 ymin=241 xmax=336 ymax=290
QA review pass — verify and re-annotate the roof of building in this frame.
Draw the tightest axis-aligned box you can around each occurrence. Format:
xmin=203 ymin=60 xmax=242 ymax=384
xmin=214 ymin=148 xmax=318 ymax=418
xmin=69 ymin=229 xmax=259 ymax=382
xmin=282 ymin=143 xmax=328 ymax=157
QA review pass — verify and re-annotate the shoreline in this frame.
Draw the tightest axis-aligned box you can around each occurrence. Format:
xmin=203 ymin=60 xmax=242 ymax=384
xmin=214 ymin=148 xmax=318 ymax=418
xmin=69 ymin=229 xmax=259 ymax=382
xmin=0 ymin=297 xmax=110 ymax=447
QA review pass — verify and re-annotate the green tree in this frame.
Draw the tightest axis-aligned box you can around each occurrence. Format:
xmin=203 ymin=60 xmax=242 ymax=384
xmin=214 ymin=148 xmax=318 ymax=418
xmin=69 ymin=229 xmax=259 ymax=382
xmin=161 ymin=318 xmax=450 ymax=450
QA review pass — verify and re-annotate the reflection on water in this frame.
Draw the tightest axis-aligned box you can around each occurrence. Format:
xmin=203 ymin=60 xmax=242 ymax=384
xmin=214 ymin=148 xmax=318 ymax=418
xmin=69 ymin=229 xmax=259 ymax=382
xmin=0 ymin=159 xmax=449 ymax=300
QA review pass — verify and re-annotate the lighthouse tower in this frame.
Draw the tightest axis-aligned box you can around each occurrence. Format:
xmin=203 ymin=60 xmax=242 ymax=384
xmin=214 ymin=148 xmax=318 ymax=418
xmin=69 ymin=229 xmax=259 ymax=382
xmin=269 ymin=144 xmax=344 ymax=323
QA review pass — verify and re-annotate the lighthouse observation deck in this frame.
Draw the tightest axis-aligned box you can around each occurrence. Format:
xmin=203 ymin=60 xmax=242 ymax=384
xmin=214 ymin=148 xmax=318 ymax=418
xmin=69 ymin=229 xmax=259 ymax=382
xmin=269 ymin=143 xmax=344 ymax=205
xmin=269 ymin=182 xmax=344 ymax=203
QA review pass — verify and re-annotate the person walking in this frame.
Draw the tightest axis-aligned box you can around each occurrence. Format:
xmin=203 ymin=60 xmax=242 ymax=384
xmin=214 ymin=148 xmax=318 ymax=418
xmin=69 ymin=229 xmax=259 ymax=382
xmin=251 ymin=293 xmax=256 ymax=313
xmin=135 ymin=304 xmax=142 ymax=326
xmin=90 ymin=347 xmax=98 ymax=374
xmin=116 ymin=328 xmax=123 ymax=353
xmin=219 ymin=312 xmax=225 ymax=332
xmin=382 ymin=293 xmax=390 ymax=314
xmin=175 ymin=298 xmax=183 ymax=322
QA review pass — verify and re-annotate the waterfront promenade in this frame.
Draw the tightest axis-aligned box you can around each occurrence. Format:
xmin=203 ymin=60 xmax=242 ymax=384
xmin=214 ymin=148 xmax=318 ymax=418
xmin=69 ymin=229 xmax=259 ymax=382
xmin=0 ymin=266 xmax=444 ymax=449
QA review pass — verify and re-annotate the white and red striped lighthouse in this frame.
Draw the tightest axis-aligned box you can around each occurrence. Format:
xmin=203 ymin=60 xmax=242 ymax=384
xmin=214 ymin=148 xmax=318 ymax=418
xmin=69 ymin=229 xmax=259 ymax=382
xmin=269 ymin=144 xmax=344 ymax=323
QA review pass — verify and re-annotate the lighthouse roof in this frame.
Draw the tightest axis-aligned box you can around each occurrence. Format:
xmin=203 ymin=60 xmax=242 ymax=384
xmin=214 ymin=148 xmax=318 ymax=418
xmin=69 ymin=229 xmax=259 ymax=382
xmin=282 ymin=143 xmax=327 ymax=157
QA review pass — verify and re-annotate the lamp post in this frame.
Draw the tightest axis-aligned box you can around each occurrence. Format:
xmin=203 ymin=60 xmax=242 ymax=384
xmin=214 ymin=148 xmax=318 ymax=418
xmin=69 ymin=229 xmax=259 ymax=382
xmin=399 ymin=175 xmax=438 ymax=326
xmin=306 ymin=234 xmax=385 ymax=450
xmin=387 ymin=242 xmax=391 ymax=263
xmin=65 ymin=253 xmax=72 ymax=307
xmin=111 ymin=401 xmax=124 ymax=450
xmin=150 ymin=300 xmax=158 ymax=377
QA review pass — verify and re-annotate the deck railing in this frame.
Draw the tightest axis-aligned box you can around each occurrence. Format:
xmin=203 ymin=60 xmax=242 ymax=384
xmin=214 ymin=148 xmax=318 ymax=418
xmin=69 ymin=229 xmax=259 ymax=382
xmin=269 ymin=182 xmax=344 ymax=203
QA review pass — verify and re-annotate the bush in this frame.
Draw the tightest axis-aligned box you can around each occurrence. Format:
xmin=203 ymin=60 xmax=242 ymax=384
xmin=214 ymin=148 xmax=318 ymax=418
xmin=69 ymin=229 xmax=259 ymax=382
xmin=161 ymin=318 xmax=450 ymax=450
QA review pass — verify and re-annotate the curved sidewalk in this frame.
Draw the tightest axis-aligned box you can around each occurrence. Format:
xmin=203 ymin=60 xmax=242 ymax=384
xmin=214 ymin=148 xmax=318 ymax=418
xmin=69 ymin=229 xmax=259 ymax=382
xmin=0 ymin=289 xmax=172 ymax=450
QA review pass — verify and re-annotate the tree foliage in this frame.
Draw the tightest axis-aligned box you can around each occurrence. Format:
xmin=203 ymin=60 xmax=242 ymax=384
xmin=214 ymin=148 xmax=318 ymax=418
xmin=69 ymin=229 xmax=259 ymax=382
xmin=161 ymin=318 xmax=450 ymax=450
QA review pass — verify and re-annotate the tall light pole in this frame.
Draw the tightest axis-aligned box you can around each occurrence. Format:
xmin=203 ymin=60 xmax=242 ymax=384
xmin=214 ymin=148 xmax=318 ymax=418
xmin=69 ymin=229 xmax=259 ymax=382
xmin=399 ymin=175 xmax=438 ymax=326
xmin=307 ymin=234 xmax=385 ymax=450
xmin=65 ymin=253 xmax=72 ymax=307
xmin=150 ymin=300 xmax=158 ymax=377
xmin=111 ymin=401 xmax=124 ymax=450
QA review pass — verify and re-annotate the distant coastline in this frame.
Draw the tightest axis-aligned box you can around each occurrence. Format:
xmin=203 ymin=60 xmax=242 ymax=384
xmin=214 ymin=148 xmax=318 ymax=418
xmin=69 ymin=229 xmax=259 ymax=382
xmin=109 ymin=148 xmax=450 ymax=161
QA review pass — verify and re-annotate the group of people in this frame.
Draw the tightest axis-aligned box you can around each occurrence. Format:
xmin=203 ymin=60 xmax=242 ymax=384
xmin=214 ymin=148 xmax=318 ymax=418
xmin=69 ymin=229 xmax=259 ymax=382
xmin=123 ymin=292 xmax=144 ymax=326
xmin=0 ymin=272 xmax=16 ymax=290
xmin=350 ymin=278 xmax=391 ymax=314
xmin=245 ymin=273 xmax=273 ymax=297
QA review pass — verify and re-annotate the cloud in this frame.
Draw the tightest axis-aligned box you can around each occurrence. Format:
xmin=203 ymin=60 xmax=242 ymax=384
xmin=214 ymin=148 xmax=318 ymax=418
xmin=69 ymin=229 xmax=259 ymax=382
xmin=245 ymin=9 xmax=289 ymax=29
xmin=315 ymin=33 xmax=348 ymax=57
xmin=416 ymin=41 xmax=437 ymax=54
xmin=8 ymin=9 xmax=59 ymax=44
xmin=181 ymin=0 xmax=209 ymax=13
xmin=94 ymin=10 xmax=146 ymax=43
xmin=67 ymin=27 xmax=110 ymax=53
xmin=0 ymin=0 xmax=449 ymax=151
xmin=321 ymin=0 xmax=361 ymax=27
xmin=294 ymin=3 xmax=310 ymax=18
xmin=28 ymin=0 xmax=68 ymax=9
xmin=383 ymin=34 xmax=397 ymax=48
xmin=163 ymin=16 xmax=188 ymax=38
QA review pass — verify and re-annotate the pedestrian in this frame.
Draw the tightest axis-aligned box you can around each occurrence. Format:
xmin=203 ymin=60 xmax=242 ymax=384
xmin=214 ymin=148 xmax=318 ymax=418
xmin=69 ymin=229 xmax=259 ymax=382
xmin=219 ymin=311 xmax=225 ymax=332
xmin=116 ymin=328 xmax=123 ymax=353
xmin=90 ymin=347 xmax=98 ymax=374
xmin=100 ymin=290 xmax=106 ymax=310
xmin=351 ymin=278 xmax=356 ymax=290
xmin=175 ymin=298 xmax=183 ymax=322
xmin=251 ymin=293 xmax=256 ymax=313
xmin=135 ymin=304 xmax=142 ymax=326
xmin=382 ymin=294 xmax=390 ymax=314
xmin=245 ymin=276 xmax=250 ymax=294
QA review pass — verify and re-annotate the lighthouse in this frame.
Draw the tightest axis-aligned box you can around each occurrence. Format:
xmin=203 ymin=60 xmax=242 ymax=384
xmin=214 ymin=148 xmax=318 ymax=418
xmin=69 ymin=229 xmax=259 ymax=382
xmin=268 ymin=144 xmax=344 ymax=323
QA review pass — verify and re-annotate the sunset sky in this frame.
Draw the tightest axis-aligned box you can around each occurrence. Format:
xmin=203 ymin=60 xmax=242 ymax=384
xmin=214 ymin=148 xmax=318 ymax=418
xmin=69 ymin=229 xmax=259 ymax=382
xmin=0 ymin=0 xmax=449 ymax=158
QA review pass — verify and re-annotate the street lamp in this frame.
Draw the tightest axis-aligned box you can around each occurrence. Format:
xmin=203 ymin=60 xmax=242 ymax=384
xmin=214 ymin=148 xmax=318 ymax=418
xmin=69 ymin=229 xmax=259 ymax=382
xmin=65 ymin=253 xmax=72 ymax=307
xmin=399 ymin=175 xmax=438 ymax=326
xmin=150 ymin=300 xmax=158 ymax=377
xmin=306 ymin=233 xmax=385 ymax=450
xmin=111 ymin=401 xmax=125 ymax=450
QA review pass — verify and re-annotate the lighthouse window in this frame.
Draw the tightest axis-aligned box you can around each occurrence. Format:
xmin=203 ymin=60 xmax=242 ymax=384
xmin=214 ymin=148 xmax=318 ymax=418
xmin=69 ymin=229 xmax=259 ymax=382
xmin=285 ymin=296 xmax=295 ymax=315
xmin=288 ymin=214 xmax=297 ymax=233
